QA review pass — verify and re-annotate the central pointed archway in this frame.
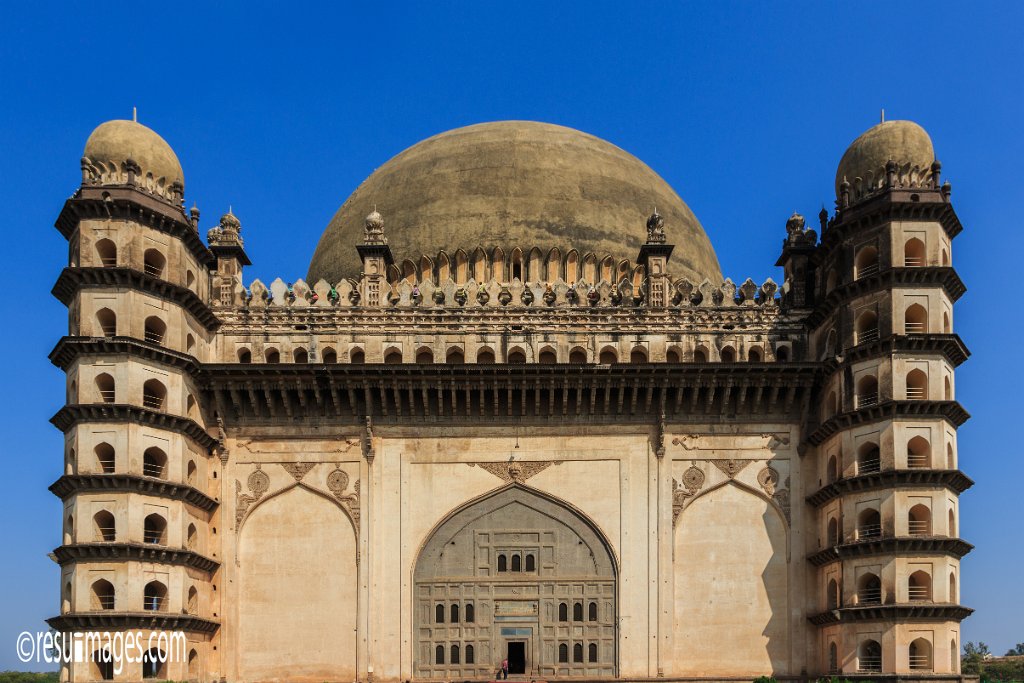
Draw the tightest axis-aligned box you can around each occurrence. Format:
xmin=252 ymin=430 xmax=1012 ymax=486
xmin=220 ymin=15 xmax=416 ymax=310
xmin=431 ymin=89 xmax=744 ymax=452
xmin=413 ymin=484 xmax=617 ymax=679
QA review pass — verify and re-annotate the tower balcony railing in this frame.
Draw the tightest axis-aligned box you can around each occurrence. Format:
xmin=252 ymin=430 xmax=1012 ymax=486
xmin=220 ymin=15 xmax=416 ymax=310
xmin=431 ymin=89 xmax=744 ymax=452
xmin=94 ymin=527 xmax=116 ymax=542
xmin=908 ymin=520 xmax=931 ymax=536
xmin=100 ymin=256 xmax=117 ymax=268
xmin=857 ymin=587 xmax=882 ymax=605
xmin=143 ymin=263 xmax=163 ymax=278
xmin=904 ymin=322 xmax=926 ymax=333
xmin=856 ymin=328 xmax=880 ymax=344
xmin=98 ymin=390 xmax=116 ymax=403
xmin=143 ymin=331 xmax=164 ymax=345
xmin=142 ymin=394 xmax=164 ymax=411
xmin=858 ymin=656 xmax=882 ymax=673
xmin=908 ymin=586 xmax=931 ymax=602
xmin=909 ymin=655 xmax=932 ymax=670
xmin=907 ymin=454 xmax=930 ymax=468
xmin=143 ymin=596 xmax=166 ymax=611
xmin=96 ymin=595 xmax=115 ymax=610
xmin=142 ymin=463 xmax=165 ymax=478
xmin=906 ymin=387 xmax=927 ymax=400
xmin=856 ymin=393 xmax=879 ymax=409
xmin=856 ymin=263 xmax=881 ymax=279
xmin=857 ymin=524 xmax=882 ymax=540
xmin=142 ymin=531 xmax=165 ymax=545
xmin=857 ymin=458 xmax=881 ymax=475
xmin=904 ymin=257 xmax=926 ymax=267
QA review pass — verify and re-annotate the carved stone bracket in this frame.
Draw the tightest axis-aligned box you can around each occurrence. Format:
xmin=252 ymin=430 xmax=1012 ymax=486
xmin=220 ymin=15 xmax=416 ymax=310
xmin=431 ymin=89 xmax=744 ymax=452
xmin=468 ymin=459 xmax=562 ymax=484
xmin=281 ymin=462 xmax=316 ymax=482
xmin=362 ymin=416 xmax=375 ymax=463
xmin=672 ymin=435 xmax=701 ymax=451
xmin=774 ymin=488 xmax=791 ymax=525
xmin=235 ymin=465 xmax=269 ymax=529
xmin=655 ymin=413 xmax=666 ymax=458
xmin=216 ymin=416 xmax=230 ymax=465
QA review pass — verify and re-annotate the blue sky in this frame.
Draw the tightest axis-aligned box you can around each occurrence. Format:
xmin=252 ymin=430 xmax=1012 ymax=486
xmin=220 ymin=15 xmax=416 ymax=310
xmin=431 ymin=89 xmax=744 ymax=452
xmin=1 ymin=1 xmax=1021 ymax=670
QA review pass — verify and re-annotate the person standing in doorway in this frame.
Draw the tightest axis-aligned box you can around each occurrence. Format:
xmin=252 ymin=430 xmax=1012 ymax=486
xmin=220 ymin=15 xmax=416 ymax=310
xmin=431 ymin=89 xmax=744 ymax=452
xmin=501 ymin=657 xmax=509 ymax=679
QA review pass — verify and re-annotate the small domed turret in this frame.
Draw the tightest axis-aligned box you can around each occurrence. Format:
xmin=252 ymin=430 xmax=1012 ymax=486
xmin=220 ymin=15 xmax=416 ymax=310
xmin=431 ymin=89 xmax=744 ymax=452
xmin=835 ymin=120 xmax=935 ymax=201
xmin=363 ymin=208 xmax=386 ymax=244
xmin=82 ymin=119 xmax=185 ymax=197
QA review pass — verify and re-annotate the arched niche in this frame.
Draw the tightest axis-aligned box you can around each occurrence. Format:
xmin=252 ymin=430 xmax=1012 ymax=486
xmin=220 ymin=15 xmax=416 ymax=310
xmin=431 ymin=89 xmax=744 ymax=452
xmin=237 ymin=485 xmax=357 ymax=682
xmin=672 ymin=480 xmax=790 ymax=676
xmin=413 ymin=484 xmax=617 ymax=678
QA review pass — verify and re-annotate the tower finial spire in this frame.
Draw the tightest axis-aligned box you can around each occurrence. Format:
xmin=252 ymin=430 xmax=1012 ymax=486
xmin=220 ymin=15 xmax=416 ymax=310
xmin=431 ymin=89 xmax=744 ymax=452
xmin=880 ymin=108 xmax=885 ymax=123
xmin=132 ymin=106 xmax=137 ymax=123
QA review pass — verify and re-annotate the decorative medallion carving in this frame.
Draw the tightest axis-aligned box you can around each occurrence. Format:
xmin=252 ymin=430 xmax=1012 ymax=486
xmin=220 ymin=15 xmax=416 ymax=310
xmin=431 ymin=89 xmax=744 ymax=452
xmin=327 ymin=470 xmax=360 ymax=528
xmin=235 ymin=465 xmax=269 ymax=528
xmin=468 ymin=458 xmax=562 ymax=484
xmin=326 ymin=468 xmax=350 ymax=497
xmin=681 ymin=465 xmax=705 ymax=493
xmin=281 ymin=462 xmax=316 ymax=481
xmin=757 ymin=465 xmax=780 ymax=496
xmin=712 ymin=459 xmax=753 ymax=478
xmin=672 ymin=465 xmax=706 ymax=526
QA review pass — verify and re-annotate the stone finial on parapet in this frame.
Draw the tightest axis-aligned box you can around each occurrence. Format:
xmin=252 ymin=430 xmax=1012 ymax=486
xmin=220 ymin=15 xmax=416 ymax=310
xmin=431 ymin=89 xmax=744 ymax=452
xmin=639 ymin=209 xmax=674 ymax=307
xmin=363 ymin=208 xmax=387 ymax=245
xmin=207 ymin=208 xmax=251 ymax=306
xmin=356 ymin=206 xmax=394 ymax=305
xmin=646 ymin=209 xmax=666 ymax=245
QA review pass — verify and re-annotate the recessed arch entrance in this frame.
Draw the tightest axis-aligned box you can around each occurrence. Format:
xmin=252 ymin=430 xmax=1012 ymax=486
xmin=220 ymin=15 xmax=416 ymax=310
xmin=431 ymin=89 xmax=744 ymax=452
xmin=413 ymin=484 xmax=617 ymax=679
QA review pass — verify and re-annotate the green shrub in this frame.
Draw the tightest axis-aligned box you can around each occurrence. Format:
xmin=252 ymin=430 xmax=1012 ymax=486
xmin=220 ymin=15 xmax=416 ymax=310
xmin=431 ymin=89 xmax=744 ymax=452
xmin=0 ymin=673 xmax=60 ymax=683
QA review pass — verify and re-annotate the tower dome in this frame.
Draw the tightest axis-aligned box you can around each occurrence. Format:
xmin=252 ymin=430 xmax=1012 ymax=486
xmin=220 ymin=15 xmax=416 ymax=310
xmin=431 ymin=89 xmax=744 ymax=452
xmin=835 ymin=120 xmax=934 ymax=200
xmin=82 ymin=119 xmax=185 ymax=192
xmin=308 ymin=121 xmax=722 ymax=284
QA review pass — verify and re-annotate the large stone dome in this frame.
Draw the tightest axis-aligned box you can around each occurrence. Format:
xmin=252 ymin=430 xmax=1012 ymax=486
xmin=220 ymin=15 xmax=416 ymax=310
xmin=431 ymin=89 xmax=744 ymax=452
xmin=83 ymin=119 xmax=185 ymax=190
xmin=308 ymin=121 xmax=721 ymax=284
xmin=835 ymin=120 xmax=934 ymax=199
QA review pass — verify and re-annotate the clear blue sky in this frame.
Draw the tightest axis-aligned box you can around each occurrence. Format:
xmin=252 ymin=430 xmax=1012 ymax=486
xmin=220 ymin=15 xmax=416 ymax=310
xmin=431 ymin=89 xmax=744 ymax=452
xmin=1 ymin=1 xmax=1021 ymax=670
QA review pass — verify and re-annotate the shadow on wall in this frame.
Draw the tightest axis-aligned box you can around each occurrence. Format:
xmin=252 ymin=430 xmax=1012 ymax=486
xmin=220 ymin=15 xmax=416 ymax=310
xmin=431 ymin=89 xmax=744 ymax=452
xmin=762 ymin=494 xmax=790 ymax=674
xmin=673 ymin=481 xmax=790 ymax=676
